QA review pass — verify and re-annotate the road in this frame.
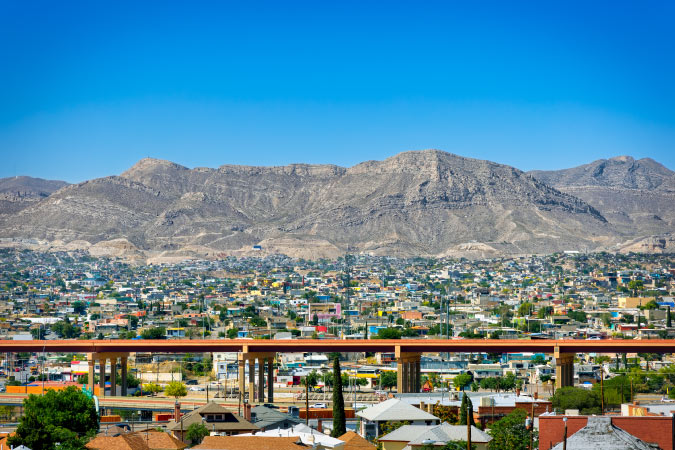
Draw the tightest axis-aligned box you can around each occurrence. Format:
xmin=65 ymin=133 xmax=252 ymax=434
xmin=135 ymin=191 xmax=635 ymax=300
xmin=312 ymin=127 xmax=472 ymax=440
xmin=2 ymin=338 xmax=675 ymax=354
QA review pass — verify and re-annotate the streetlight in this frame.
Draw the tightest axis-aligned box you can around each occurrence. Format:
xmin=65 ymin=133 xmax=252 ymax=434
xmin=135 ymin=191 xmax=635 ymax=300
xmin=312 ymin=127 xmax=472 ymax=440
xmin=562 ymin=416 xmax=568 ymax=450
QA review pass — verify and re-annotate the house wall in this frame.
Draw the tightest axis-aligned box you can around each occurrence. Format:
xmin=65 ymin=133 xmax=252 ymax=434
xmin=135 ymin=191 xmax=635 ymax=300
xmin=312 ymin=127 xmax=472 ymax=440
xmin=538 ymin=416 xmax=673 ymax=450
xmin=381 ymin=442 xmax=407 ymax=450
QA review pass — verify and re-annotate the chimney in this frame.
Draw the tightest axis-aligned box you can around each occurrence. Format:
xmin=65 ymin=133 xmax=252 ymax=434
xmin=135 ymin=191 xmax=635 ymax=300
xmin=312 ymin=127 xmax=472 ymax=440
xmin=244 ymin=403 xmax=252 ymax=421
xmin=174 ymin=402 xmax=181 ymax=421
xmin=420 ymin=401 xmax=425 ymax=411
xmin=317 ymin=419 xmax=323 ymax=433
xmin=534 ymin=392 xmax=538 ymax=400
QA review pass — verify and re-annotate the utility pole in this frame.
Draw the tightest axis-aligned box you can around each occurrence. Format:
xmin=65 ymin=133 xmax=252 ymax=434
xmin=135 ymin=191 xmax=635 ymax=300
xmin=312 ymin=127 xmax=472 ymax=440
xmin=600 ymin=370 xmax=605 ymax=416
xmin=305 ymin=379 xmax=309 ymax=425
xmin=467 ymin=407 xmax=472 ymax=450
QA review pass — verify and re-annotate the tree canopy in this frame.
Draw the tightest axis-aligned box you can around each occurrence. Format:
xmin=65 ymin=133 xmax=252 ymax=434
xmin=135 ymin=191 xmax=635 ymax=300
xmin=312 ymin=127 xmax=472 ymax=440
xmin=380 ymin=371 xmax=397 ymax=390
xmin=8 ymin=386 xmax=98 ymax=450
xmin=488 ymin=409 xmax=533 ymax=450
xmin=186 ymin=423 xmax=209 ymax=444
xmin=375 ymin=327 xmax=402 ymax=339
xmin=164 ymin=381 xmax=187 ymax=400
xmin=331 ymin=355 xmax=346 ymax=437
xmin=140 ymin=327 xmax=166 ymax=339
xmin=550 ymin=386 xmax=601 ymax=414
xmin=453 ymin=373 xmax=473 ymax=391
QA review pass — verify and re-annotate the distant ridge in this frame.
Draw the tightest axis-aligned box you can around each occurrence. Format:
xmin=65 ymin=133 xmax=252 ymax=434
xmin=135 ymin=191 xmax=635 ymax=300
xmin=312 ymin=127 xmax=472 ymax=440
xmin=0 ymin=176 xmax=69 ymax=215
xmin=0 ymin=150 xmax=672 ymax=261
xmin=529 ymin=156 xmax=675 ymax=252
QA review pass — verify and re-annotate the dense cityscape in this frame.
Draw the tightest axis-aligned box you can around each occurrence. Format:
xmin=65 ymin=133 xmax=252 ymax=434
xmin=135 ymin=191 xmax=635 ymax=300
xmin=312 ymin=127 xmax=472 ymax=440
xmin=0 ymin=248 xmax=674 ymax=448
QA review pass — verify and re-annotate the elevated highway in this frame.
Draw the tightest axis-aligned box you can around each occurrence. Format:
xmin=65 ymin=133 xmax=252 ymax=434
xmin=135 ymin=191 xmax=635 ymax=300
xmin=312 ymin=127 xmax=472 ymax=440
xmin=2 ymin=338 xmax=674 ymax=354
xmin=2 ymin=338 xmax=671 ymax=393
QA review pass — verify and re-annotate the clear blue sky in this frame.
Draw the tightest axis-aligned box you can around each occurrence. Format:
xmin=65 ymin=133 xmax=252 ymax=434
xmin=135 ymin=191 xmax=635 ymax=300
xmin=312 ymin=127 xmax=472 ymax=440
xmin=1 ymin=1 xmax=673 ymax=182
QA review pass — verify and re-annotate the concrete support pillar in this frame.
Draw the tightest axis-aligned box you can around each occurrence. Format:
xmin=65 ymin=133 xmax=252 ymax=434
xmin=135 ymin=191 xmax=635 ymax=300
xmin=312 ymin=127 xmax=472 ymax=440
xmin=555 ymin=349 xmax=574 ymax=388
xmin=248 ymin=359 xmax=255 ymax=403
xmin=407 ymin=361 xmax=414 ymax=393
xmin=110 ymin=357 xmax=117 ymax=397
xmin=257 ymin=358 xmax=265 ymax=403
xmin=239 ymin=350 xmax=275 ymax=405
xmin=238 ymin=357 xmax=246 ymax=403
xmin=397 ymin=358 xmax=405 ymax=393
xmin=98 ymin=357 xmax=106 ymax=397
xmin=395 ymin=346 xmax=422 ymax=394
xmin=267 ymin=357 xmax=274 ymax=403
xmin=401 ymin=360 xmax=409 ymax=393
xmin=121 ymin=356 xmax=128 ymax=396
xmin=415 ymin=359 xmax=421 ymax=393
xmin=88 ymin=357 xmax=95 ymax=393
xmin=92 ymin=352 xmax=130 ymax=398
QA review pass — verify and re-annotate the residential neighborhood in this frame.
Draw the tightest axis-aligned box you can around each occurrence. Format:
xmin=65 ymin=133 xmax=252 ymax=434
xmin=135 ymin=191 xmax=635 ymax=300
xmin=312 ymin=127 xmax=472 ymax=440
xmin=1 ymin=248 xmax=675 ymax=448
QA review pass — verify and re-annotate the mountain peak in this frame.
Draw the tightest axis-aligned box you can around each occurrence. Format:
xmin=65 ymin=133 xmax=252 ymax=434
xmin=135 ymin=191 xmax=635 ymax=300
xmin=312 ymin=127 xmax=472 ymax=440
xmin=121 ymin=158 xmax=189 ymax=179
xmin=608 ymin=155 xmax=635 ymax=163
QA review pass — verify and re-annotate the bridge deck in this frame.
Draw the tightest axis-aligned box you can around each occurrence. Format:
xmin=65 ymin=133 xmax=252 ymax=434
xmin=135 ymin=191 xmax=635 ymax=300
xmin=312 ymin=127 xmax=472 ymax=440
xmin=1 ymin=338 xmax=673 ymax=353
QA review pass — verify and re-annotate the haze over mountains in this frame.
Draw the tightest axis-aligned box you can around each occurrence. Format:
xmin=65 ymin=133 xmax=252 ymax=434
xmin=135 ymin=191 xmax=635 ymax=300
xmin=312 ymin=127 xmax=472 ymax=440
xmin=0 ymin=150 xmax=672 ymax=262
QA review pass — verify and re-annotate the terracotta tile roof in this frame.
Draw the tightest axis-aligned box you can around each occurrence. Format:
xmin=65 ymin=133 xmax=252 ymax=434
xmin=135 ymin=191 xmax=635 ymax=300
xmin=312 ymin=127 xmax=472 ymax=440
xmin=192 ymin=436 xmax=307 ymax=450
xmin=86 ymin=434 xmax=150 ymax=450
xmin=129 ymin=431 xmax=188 ymax=450
xmin=338 ymin=431 xmax=377 ymax=450
xmin=166 ymin=402 xmax=258 ymax=433
xmin=87 ymin=431 xmax=187 ymax=450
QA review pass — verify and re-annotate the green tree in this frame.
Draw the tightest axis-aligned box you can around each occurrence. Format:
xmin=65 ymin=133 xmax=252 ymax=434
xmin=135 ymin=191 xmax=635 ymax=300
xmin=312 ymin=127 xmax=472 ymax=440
xmin=628 ymin=280 xmax=644 ymax=295
xmin=140 ymin=327 xmax=166 ymax=339
xmin=531 ymin=354 xmax=546 ymax=365
xmin=380 ymin=371 xmax=397 ymax=391
xmin=499 ymin=372 xmax=517 ymax=392
xmin=302 ymin=370 xmax=320 ymax=389
xmin=227 ymin=327 xmax=239 ymax=339
xmin=8 ymin=386 xmax=98 ymax=450
xmin=331 ymin=355 xmax=347 ymax=437
xmin=249 ymin=316 xmax=267 ymax=327
xmin=517 ymin=302 xmax=533 ymax=317
xmin=164 ymin=381 xmax=187 ymax=401
xmin=428 ymin=323 xmax=452 ymax=336
xmin=52 ymin=319 xmax=81 ymax=338
xmin=458 ymin=394 xmax=476 ymax=426
xmin=379 ymin=420 xmax=410 ymax=436
xmin=30 ymin=327 xmax=46 ymax=340
xmin=567 ymin=310 xmax=587 ymax=323
xmin=453 ymin=373 xmax=472 ymax=391
xmin=668 ymin=306 xmax=672 ymax=328
xmin=375 ymin=328 xmax=402 ymax=339
xmin=126 ymin=372 xmax=141 ymax=389
xmin=488 ymin=409 xmax=533 ymax=450
xmin=186 ymin=423 xmax=209 ymax=444
xmin=71 ymin=301 xmax=87 ymax=315
xmin=480 ymin=377 xmax=498 ymax=391
xmin=550 ymin=387 xmax=601 ymax=414
xmin=142 ymin=383 xmax=163 ymax=396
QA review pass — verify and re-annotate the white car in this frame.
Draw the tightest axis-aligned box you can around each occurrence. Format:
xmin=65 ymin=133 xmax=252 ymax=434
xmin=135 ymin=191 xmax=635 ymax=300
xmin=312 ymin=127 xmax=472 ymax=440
xmin=310 ymin=403 xmax=327 ymax=408
xmin=189 ymin=386 xmax=205 ymax=391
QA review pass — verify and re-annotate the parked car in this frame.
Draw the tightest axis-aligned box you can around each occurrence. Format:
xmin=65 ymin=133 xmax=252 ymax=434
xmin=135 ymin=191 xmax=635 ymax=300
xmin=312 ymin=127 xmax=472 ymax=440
xmin=310 ymin=403 xmax=327 ymax=408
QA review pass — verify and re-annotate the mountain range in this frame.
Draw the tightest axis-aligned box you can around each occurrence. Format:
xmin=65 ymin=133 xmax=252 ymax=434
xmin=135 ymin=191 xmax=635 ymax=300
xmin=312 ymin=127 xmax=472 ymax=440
xmin=0 ymin=150 xmax=672 ymax=261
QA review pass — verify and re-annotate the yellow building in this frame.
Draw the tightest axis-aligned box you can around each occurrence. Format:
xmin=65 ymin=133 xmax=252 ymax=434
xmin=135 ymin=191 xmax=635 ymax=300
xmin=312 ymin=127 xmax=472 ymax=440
xmin=618 ymin=297 xmax=649 ymax=309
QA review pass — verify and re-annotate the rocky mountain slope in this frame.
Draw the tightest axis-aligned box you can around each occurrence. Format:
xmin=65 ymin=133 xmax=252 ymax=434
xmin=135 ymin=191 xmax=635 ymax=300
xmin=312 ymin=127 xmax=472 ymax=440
xmin=529 ymin=156 xmax=675 ymax=253
xmin=0 ymin=150 xmax=669 ymax=260
xmin=0 ymin=176 xmax=69 ymax=215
